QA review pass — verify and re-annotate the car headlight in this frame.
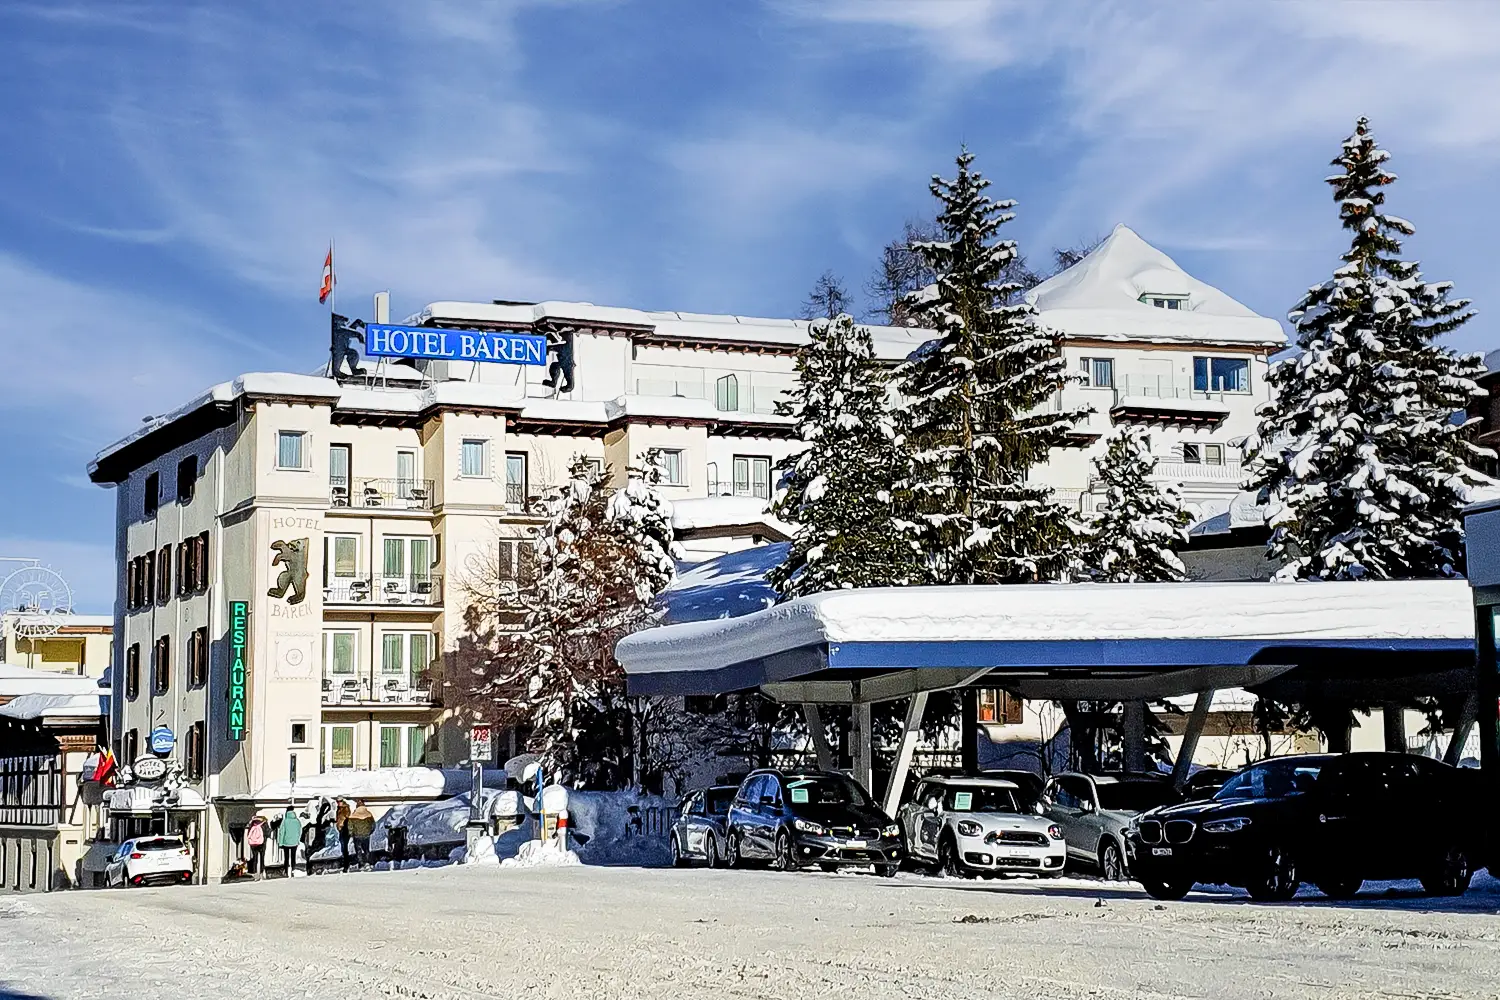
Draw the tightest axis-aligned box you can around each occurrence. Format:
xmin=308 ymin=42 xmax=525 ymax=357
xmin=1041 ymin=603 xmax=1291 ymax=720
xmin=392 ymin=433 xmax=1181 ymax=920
xmin=793 ymin=818 xmax=826 ymax=836
xmin=956 ymin=820 xmax=983 ymax=837
xmin=1048 ymin=824 xmax=1064 ymax=841
xmin=881 ymin=824 xmax=900 ymax=838
xmin=1202 ymin=817 xmax=1252 ymax=834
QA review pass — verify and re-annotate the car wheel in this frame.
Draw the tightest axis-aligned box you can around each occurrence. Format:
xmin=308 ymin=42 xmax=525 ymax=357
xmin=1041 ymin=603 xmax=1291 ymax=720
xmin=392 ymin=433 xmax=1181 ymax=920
xmin=725 ymin=830 xmax=741 ymax=869
xmin=877 ymin=863 xmax=899 ymax=878
xmin=670 ymin=834 xmax=685 ymax=868
xmin=1098 ymin=839 xmax=1125 ymax=882
xmin=1315 ymin=877 xmax=1362 ymax=900
xmin=772 ymin=830 xmax=798 ymax=872
xmin=938 ymin=834 xmax=964 ymax=878
xmin=704 ymin=833 xmax=720 ymax=869
xmin=1139 ymin=877 xmax=1192 ymax=901
xmin=1246 ymin=846 xmax=1299 ymax=902
xmin=819 ymin=863 xmax=840 ymax=873
xmin=1420 ymin=846 xmax=1472 ymax=897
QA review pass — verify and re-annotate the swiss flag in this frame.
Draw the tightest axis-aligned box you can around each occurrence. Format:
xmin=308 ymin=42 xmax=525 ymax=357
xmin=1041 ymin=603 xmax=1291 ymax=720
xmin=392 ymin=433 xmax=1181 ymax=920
xmin=319 ymin=247 xmax=335 ymax=304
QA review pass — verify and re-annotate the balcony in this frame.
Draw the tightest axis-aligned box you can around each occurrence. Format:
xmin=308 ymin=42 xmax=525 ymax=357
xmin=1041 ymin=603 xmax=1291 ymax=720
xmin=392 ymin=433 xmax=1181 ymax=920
xmin=1109 ymin=376 xmax=1233 ymax=426
xmin=330 ymin=477 xmax=435 ymax=511
xmin=631 ymin=365 xmax=788 ymax=416
xmin=321 ymin=672 xmax=439 ymax=707
xmin=323 ymin=574 xmax=443 ymax=607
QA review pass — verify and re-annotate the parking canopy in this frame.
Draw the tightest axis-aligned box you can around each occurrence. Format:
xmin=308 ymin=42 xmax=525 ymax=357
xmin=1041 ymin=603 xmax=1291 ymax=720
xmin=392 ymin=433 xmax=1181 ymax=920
xmin=618 ymin=579 xmax=1475 ymax=699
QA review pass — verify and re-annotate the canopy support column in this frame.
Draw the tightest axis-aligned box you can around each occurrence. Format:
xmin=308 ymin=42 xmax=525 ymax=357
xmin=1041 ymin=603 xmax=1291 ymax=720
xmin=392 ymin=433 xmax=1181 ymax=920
xmin=1171 ymin=690 xmax=1214 ymax=790
xmin=882 ymin=693 xmax=928 ymax=818
xmin=1444 ymin=689 xmax=1479 ymax=766
xmin=961 ymin=688 xmax=979 ymax=774
xmin=1122 ymin=700 xmax=1147 ymax=773
xmin=801 ymin=704 xmax=835 ymax=771
xmin=851 ymin=697 xmax=874 ymax=794
xmin=1383 ymin=702 xmax=1407 ymax=753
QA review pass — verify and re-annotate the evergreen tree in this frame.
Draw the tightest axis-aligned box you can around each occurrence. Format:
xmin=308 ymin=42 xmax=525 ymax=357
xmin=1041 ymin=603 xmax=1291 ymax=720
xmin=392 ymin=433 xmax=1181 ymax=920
xmin=1246 ymin=117 xmax=1491 ymax=580
xmin=801 ymin=270 xmax=854 ymax=321
xmin=1082 ymin=427 xmax=1190 ymax=582
xmin=769 ymin=314 xmax=917 ymax=598
xmin=892 ymin=149 xmax=1088 ymax=585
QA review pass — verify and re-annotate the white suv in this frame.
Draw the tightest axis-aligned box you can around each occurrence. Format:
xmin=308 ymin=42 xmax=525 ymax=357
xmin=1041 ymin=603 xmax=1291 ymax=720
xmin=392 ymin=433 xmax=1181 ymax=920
xmin=898 ymin=776 xmax=1065 ymax=877
xmin=106 ymin=836 xmax=194 ymax=888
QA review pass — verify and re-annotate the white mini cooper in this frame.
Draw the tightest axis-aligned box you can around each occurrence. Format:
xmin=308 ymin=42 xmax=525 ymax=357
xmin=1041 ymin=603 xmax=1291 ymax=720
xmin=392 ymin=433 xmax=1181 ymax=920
xmin=898 ymin=775 xmax=1066 ymax=877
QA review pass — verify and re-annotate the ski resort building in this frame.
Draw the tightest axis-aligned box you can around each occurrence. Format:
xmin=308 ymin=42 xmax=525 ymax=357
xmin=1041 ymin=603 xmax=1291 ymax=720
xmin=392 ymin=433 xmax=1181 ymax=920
xmin=84 ymin=225 xmax=1287 ymax=878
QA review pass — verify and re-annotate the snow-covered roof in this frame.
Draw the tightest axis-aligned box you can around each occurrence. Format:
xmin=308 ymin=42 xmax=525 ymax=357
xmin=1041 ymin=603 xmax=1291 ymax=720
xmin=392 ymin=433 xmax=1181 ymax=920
xmin=662 ymin=542 xmax=786 ymax=624
xmin=1025 ymin=225 xmax=1287 ymax=348
xmin=0 ymin=664 xmax=102 ymax=699
xmin=670 ymin=496 xmax=794 ymax=538
xmin=0 ymin=691 xmax=105 ymax=721
xmin=620 ymin=579 xmax=1472 ymax=690
xmin=1188 ymin=490 xmax=1267 ymax=536
xmin=251 ymin=766 xmax=513 ymax=803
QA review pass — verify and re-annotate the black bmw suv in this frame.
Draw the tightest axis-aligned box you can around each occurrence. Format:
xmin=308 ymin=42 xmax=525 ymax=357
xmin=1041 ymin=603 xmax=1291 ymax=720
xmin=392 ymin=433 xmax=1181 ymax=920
xmin=1126 ymin=752 xmax=1481 ymax=901
xmin=725 ymin=769 xmax=903 ymax=875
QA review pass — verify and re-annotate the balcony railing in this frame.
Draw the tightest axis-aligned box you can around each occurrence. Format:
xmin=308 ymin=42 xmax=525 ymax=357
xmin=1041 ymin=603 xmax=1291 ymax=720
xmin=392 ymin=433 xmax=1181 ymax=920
xmin=1150 ymin=458 xmax=1245 ymax=482
xmin=631 ymin=366 xmax=788 ymax=416
xmin=323 ymin=574 xmax=443 ymax=607
xmin=330 ymin=477 xmax=435 ymax=511
xmin=321 ymin=673 xmax=439 ymax=706
xmin=1112 ymin=376 xmax=1233 ymax=405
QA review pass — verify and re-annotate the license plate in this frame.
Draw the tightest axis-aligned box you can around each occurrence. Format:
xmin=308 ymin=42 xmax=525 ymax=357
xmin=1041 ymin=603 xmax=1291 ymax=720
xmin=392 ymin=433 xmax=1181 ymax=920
xmin=845 ymin=839 xmax=866 ymax=848
xmin=1151 ymin=847 xmax=1173 ymax=857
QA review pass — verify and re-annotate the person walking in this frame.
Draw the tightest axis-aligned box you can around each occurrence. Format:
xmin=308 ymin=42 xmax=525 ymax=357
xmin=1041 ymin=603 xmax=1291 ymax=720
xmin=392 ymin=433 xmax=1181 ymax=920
xmin=246 ymin=817 xmax=268 ymax=880
xmin=348 ymin=800 xmax=375 ymax=870
xmin=388 ymin=818 xmax=409 ymax=867
xmin=336 ymin=799 xmax=352 ymax=873
xmin=276 ymin=805 xmax=302 ymax=877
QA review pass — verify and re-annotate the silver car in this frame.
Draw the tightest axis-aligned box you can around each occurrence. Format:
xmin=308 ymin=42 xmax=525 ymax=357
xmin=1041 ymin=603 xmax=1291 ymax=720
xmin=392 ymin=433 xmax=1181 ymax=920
xmin=669 ymin=785 xmax=738 ymax=867
xmin=898 ymin=776 xmax=1066 ymax=878
xmin=1039 ymin=773 xmax=1180 ymax=880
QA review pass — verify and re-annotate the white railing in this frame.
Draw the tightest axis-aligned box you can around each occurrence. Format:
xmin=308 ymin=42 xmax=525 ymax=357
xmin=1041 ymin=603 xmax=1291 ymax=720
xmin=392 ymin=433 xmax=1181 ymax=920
xmin=321 ymin=673 xmax=437 ymax=706
xmin=632 ymin=365 xmax=787 ymax=416
xmin=1150 ymin=458 xmax=1245 ymax=482
xmin=1114 ymin=375 xmax=1229 ymax=404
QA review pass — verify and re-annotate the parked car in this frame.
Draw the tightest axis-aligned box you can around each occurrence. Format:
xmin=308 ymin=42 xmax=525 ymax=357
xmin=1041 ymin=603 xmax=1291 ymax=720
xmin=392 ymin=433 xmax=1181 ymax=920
xmin=670 ymin=785 xmax=738 ymax=867
xmin=725 ymin=769 xmax=902 ymax=876
xmin=977 ymin=769 xmax=1045 ymax=812
xmin=1126 ymin=752 xmax=1481 ymax=902
xmin=898 ymin=775 xmax=1065 ymax=877
xmin=1182 ymin=768 xmax=1236 ymax=801
xmin=106 ymin=835 xmax=194 ymax=887
xmin=1040 ymin=772 xmax=1181 ymax=880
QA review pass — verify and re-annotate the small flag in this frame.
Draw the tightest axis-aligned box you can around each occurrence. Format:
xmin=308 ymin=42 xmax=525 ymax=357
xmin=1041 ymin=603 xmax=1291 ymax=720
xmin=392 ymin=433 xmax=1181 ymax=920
xmin=92 ymin=746 xmax=117 ymax=786
xmin=319 ymin=246 xmax=335 ymax=304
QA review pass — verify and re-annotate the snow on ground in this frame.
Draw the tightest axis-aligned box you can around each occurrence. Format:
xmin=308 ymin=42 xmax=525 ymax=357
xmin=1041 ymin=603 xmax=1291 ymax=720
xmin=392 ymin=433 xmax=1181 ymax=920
xmin=500 ymin=839 xmax=581 ymax=868
xmin=4 ymin=865 xmax=1497 ymax=1000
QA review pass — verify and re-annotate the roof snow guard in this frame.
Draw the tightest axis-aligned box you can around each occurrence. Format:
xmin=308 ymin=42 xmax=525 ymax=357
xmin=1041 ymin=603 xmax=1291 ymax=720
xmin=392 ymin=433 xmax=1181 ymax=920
xmin=616 ymin=580 xmax=1472 ymax=697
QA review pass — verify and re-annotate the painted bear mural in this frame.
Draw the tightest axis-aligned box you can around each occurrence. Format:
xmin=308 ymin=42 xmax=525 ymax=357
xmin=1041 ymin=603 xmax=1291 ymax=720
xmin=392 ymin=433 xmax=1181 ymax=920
xmin=267 ymin=538 xmax=310 ymax=605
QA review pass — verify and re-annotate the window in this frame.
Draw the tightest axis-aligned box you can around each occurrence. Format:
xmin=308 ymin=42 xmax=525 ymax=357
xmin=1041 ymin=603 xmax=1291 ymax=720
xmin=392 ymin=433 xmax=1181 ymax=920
xmin=461 ymin=439 xmax=488 ymax=478
xmin=379 ymin=726 xmax=402 ymax=768
xmin=1183 ymin=443 xmax=1202 ymax=464
xmin=328 ymin=444 xmax=351 ymax=498
xmin=1193 ymin=356 xmax=1250 ymax=393
xmin=176 ymin=542 xmax=191 ymax=597
xmin=382 ymin=631 xmax=432 ymax=688
xmin=660 ymin=449 xmax=685 ymax=486
xmin=327 ymin=726 xmax=355 ymax=769
xmin=122 ymin=729 xmax=139 ymax=764
xmin=396 ymin=449 xmax=417 ymax=499
xmin=406 ymin=727 xmax=428 ymax=766
xmin=715 ymin=374 xmax=740 ymax=412
xmin=187 ymin=626 xmax=209 ymax=687
xmin=976 ymin=689 xmax=1024 ymax=726
xmin=1204 ymin=443 xmax=1225 ymax=466
xmin=176 ymin=456 xmax=197 ymax=504
xmin=323 ymin=631 xmax=357 ymax=676
xmin=185 ymin=722 xmax=205 ymax=780
xmin=505 ymin=452 xmax=527 ymax=506
xmin=151 ymin=636 xmax=170 ymax=695
xmin=732 ymin=455 xmax=771 ymax=500
xmin=156 ymin=546 xmax=171 ymax=604
xmin=324 ymin=535 xmax=360 ymax=583
xmin=1142 ymin=295 xmax=1187 ymax=310
xmin=291 ymin=723 xmax=308 ymax=746
xmin=143 ymin=472 xmax=159 ymax=517
xmin=142 ymin=552 xmax=155 ymax=608
xmin=125 ymin=644 xmax=141 ymax=699
xmin=382 ymin=536 xmax=432 ymax=584
xmin=1079 ymin=357 xmax=1114 ymax=388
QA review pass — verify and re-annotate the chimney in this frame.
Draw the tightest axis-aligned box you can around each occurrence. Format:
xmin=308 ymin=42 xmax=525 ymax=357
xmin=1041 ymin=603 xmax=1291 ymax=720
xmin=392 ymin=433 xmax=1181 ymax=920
xmin=373 ymin=291 xmax=390 ymax=324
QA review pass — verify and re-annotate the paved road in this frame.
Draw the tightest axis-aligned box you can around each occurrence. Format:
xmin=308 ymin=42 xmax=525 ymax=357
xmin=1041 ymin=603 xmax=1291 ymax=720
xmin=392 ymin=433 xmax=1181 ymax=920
xmin=3 ymin=867 xmax=1499 ymax=999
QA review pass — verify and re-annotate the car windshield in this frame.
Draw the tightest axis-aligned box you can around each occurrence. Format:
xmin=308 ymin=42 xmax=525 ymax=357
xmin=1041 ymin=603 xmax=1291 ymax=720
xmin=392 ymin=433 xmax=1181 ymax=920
xmin=1215 ymin=760 xmax=1323 ymax=801
xmin=135 ymin=837 xmax=185 ymax=852
xmin=1096 ymin=781 xmax=1177 ymax=812
xmin=785 ymin=775 xmax=871 ymax=810
xmin=943 ymin=786 xmax=1018 ymax=813
xmin=704 ymin=789 xmax=736 ymax=815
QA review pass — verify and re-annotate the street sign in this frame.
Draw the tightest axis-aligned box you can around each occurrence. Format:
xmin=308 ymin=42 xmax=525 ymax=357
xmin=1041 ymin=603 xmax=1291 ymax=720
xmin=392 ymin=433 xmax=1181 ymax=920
xmin=365 ymin=324 xmax=547 ymax=366
xmin=149 ymin=726 xmax=176 ymax=755
xmin=469 ymin=725 xmax=492 ymax=762
xmin=133 ymin=756 xmax=167 ymax=781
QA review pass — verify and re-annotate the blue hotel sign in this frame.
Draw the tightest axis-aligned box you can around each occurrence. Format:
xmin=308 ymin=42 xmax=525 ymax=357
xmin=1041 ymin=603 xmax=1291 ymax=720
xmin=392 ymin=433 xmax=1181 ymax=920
xmin=365 ymin=323 xmax=547 ymax=366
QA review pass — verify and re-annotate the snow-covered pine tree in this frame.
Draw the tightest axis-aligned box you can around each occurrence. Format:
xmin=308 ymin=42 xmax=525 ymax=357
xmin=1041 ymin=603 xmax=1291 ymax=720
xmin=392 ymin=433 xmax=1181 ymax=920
xmin=1082 ymin=427 xmax=1190 ymax=582
xmin=769 ymin=314 xmax=917 ymax=599
xmin=1246 ymin=117 xmax=1491 ymax=580
xmin=892 ymin=149 xmax=1089 ymax=585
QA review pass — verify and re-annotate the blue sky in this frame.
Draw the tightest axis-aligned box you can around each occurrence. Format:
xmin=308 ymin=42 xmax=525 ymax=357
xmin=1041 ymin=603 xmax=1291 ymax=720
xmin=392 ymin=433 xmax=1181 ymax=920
xmin=2 ymin=0 xmax=1499 ymax=612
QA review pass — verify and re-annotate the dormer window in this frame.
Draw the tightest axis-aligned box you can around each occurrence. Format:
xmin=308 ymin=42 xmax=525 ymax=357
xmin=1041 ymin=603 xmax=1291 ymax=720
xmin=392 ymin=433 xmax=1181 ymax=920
xmin=1141 ymin=294 xmax=1188 ymax=310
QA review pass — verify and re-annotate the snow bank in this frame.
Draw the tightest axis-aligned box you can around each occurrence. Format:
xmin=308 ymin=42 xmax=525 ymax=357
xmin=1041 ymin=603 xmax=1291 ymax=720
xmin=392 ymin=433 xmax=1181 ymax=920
xmin=565 ymin=789 xmax=674 ymax=867
xmin=500 ymin=839 xmax=581 ymax=869
xmin=254 ymin=766 xmax=512 ymax=802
